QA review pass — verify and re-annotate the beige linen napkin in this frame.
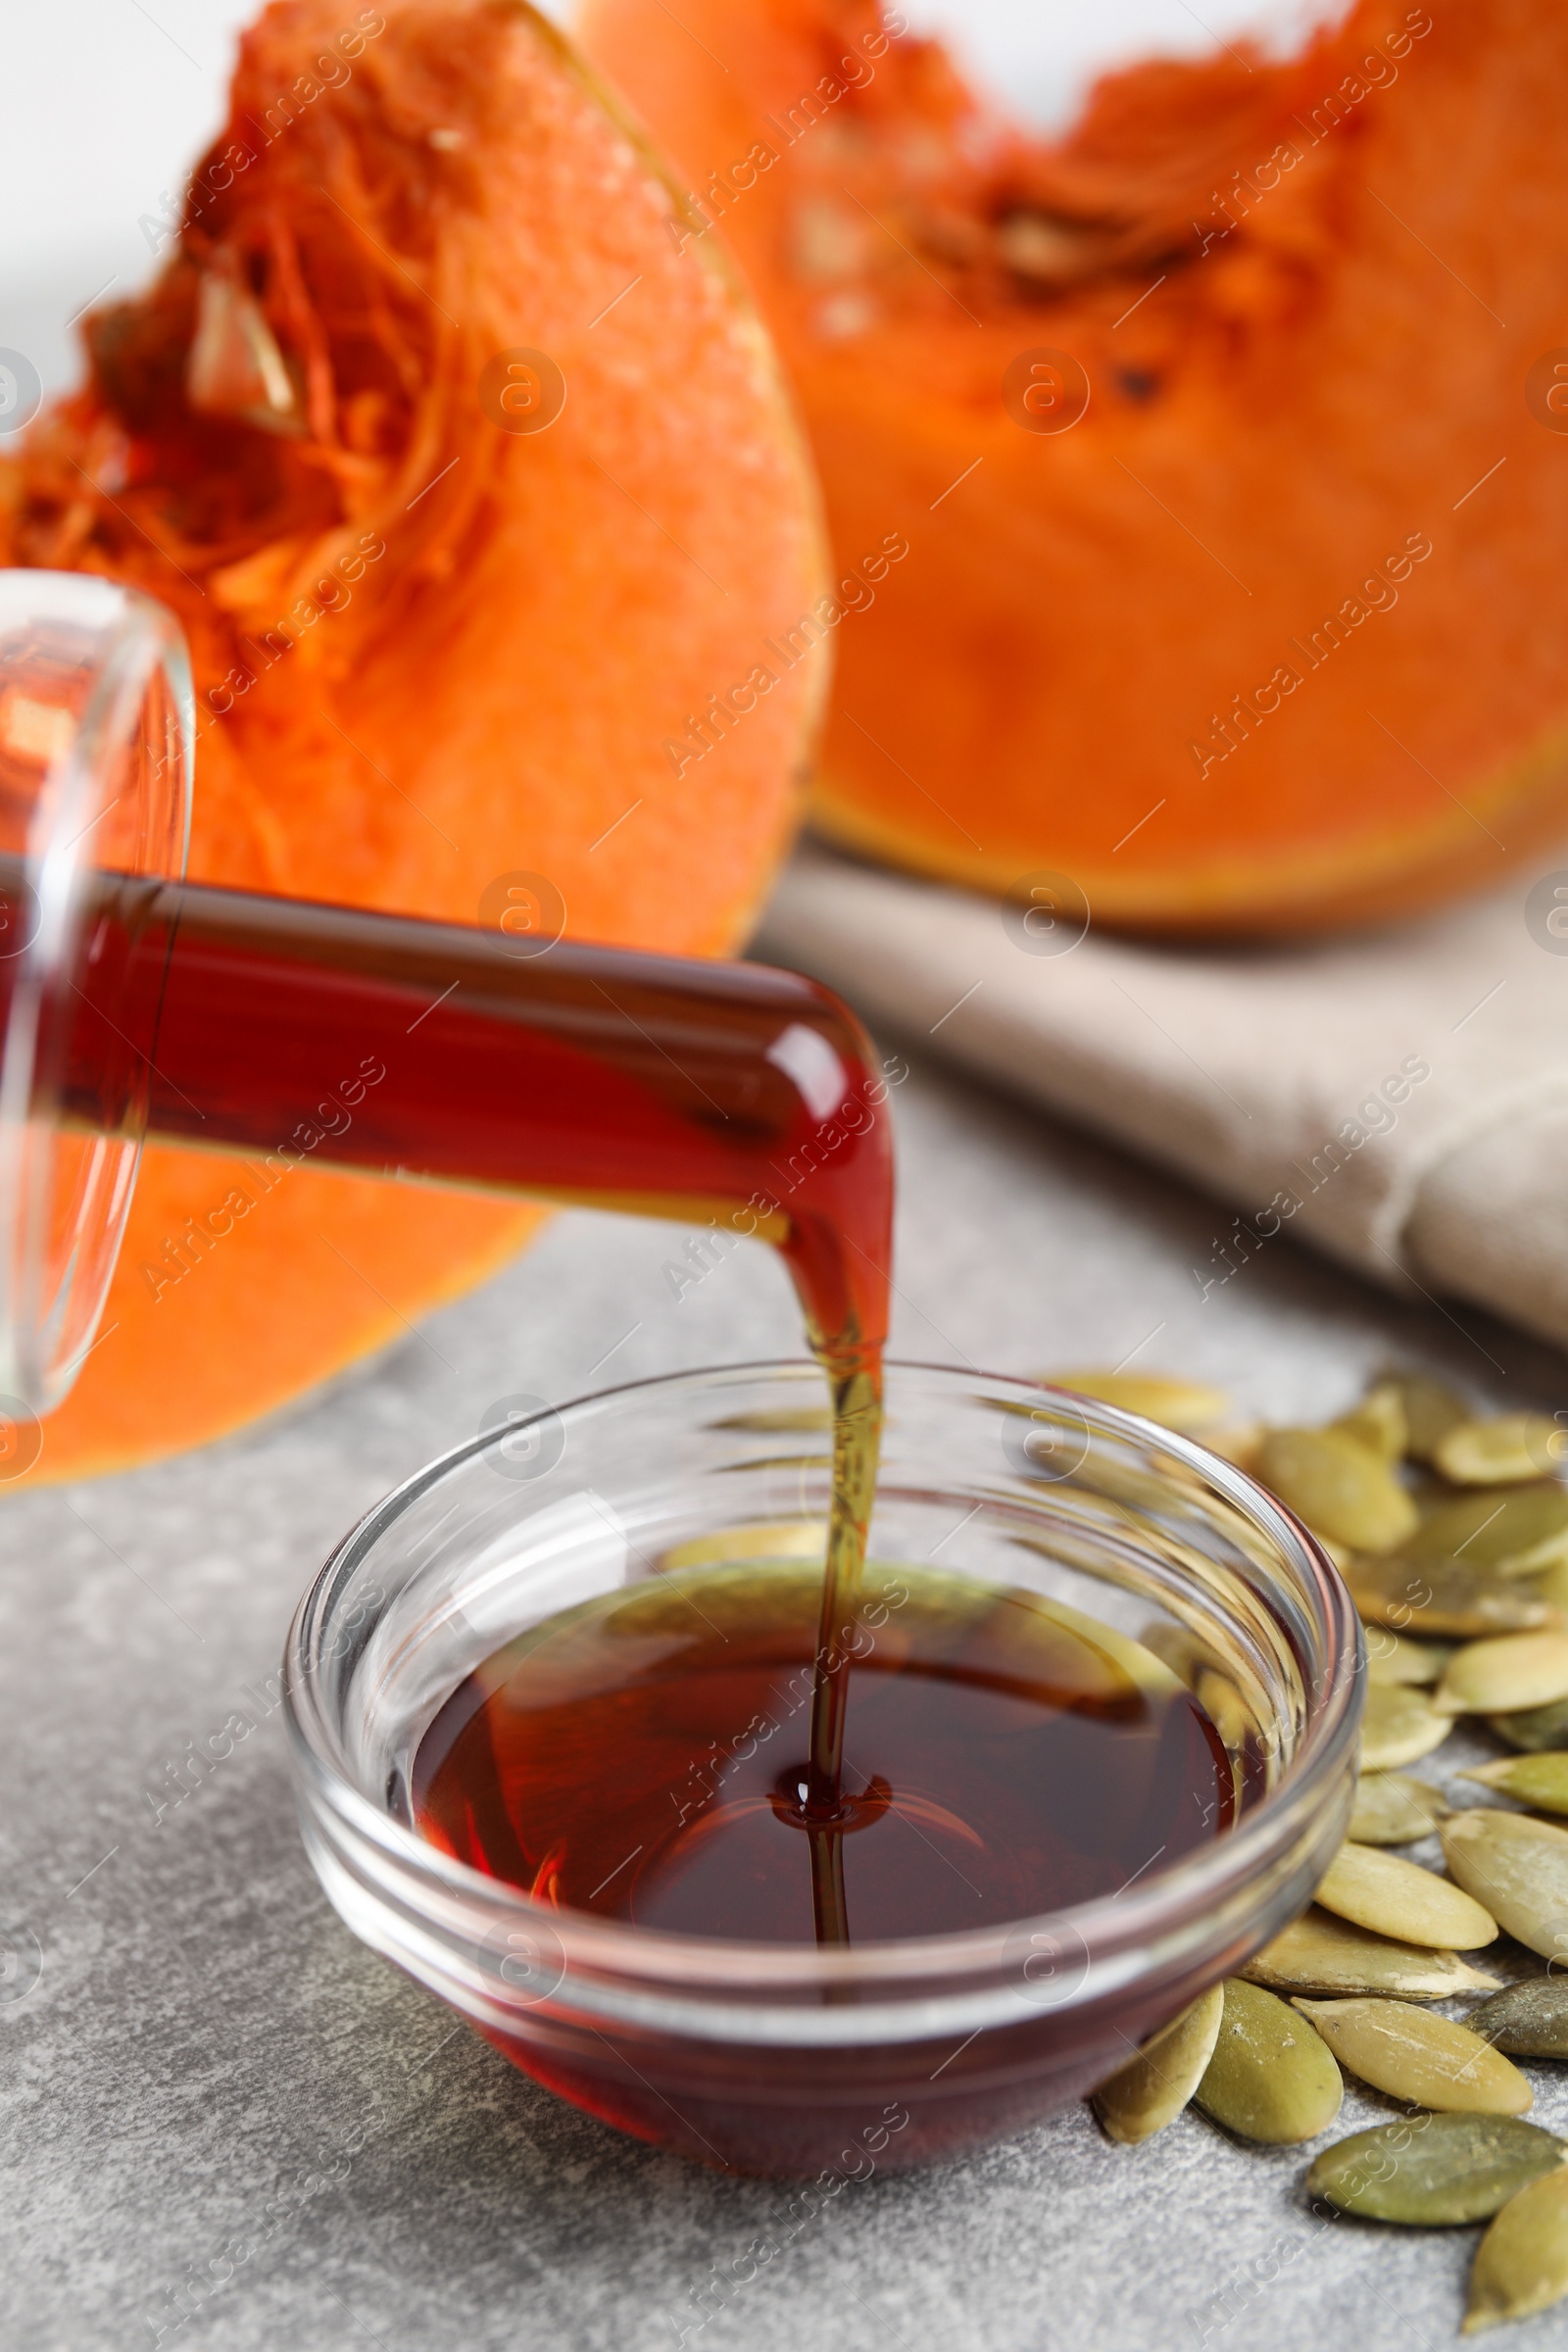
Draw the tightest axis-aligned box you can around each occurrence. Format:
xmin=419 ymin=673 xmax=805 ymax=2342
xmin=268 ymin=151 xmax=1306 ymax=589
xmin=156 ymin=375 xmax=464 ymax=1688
xmin=758 ymin=844 xmax=1568 ymax=1356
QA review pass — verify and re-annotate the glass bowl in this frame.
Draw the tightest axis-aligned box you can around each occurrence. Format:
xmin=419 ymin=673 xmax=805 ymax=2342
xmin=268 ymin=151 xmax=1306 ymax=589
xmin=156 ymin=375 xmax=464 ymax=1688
xmin=283 ymin=1359 xmax=1362 ymax=2177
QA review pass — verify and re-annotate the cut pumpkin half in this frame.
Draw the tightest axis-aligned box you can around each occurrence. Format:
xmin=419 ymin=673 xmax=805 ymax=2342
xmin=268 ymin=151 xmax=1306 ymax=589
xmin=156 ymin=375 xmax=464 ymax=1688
xmin=580 ymin=0 xmax=1568 ymax=931
xmin=0 ymin=0 xmax=828 ymax=1481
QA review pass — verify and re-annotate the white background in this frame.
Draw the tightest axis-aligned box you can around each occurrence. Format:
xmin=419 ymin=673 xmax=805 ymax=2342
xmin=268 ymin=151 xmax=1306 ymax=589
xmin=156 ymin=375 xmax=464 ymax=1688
xmin=0 ymin=0 xmax=1321 ymax=395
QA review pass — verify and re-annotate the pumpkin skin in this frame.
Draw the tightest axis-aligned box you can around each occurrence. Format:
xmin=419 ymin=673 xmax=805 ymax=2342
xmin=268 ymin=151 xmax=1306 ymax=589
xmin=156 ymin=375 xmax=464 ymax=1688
xmin=0 ymin=0 xmax=827 ymax=1481
xmin=578 ymin=0 xmax=1568 ymax=933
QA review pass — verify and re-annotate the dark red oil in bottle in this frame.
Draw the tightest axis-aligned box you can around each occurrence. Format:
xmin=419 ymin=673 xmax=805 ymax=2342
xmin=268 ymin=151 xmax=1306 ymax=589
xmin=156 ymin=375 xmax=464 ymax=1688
xmin=412 ymin=1562 xmax=1236 ymax=1946
xmin=60 ymin=872 xmax=893 ymax=1387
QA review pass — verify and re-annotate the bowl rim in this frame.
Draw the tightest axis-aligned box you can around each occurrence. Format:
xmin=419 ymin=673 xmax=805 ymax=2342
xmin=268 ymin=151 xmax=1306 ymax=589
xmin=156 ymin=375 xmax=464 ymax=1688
xmin=283 ymin=1355 xmax=1363 ymax=1996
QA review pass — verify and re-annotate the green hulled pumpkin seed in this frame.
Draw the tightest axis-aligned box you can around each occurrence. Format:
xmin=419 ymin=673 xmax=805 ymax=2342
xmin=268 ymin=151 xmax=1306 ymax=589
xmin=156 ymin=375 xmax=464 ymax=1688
xmin=1403 ymin=1484 xmax=1568 ymax=1577
xmin=1465 ymin=2170 xmax=1568 ymax=2333
xmin=1347 ymin=1553 xmax=1560 ymax=1641
xmin=1308 ymin=2114 xmax=1568 ymax=2226
xmin=1258 ymin=1427 xmax=1419 ymax=1554
xmin=1092 ymin=1984 xmax=1225 ymax=2144
xmin=1443 ymin=1810 xmax=1568 ymax=1963
xmin=1391 ymin=1373 xmax=1469 ymax=1466
xmin=1360 ymin=1684 xmax=1452 ymax=1771
xmin=1489 ymin=1693 xmax=1568 ymax=1751
xmin=1436 ymin=1415 xmax=1566 ymax=1488
xmin=1349 ymin=1774 xmax=1450 ymax=1845
xmin=1364 ymin=1630 xmax=1449 ymax=1688
xmin=1241 ymin=1907 xmax=1500 ymax=2001
xmin=1460 ymin=1754 xmax=1568 ymax=1817
xmin=1467 ymin=1980 xmax=1568 ymax=2061
xmin=1193 ymin=1979 xmax=1343 ymax=2144
xmin=1295 ymin=1997 xmax=1532 ymax=2114
xmin=1314 ymin=1840 xmax=1496 ymax=1949
xmin=1332 ymin=1383 xmax=1408 ymax=1464
xmin=1435 ymin=1632 xmax=1568 ymax=1718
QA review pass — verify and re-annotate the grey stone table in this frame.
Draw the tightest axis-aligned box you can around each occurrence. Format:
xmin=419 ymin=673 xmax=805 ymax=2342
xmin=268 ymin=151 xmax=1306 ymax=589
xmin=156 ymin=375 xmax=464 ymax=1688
xmin=3 ymin=1041 xmax=1564 ymax=2352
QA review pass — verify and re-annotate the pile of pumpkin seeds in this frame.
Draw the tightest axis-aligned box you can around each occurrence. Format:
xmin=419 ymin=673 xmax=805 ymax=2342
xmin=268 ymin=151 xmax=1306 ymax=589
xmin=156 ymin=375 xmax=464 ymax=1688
xmin=1060 ymin=1365 xmax=1568 ymax=2336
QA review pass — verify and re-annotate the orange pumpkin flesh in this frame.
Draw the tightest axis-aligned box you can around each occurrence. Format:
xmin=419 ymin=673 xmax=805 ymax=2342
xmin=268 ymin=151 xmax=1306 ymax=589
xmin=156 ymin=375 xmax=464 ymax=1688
xmin=579 ymin=0 xmax=1568 ymax=932
xmin=0 ymin=0 xmax=826 ymax=1482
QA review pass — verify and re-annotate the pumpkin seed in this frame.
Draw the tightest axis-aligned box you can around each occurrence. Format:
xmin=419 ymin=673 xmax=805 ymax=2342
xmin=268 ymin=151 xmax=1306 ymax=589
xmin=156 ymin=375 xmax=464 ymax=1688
xmin=1403 ymin=1484 xmax=1568 ymax=1577
xmin=1346 ymin=1552 xmax=1560 ymax=1640
xmin=712 ymin=1409 xmax=832 ymax=1434
xmin=1350 ymin=1773 xmax=1450 ymax=1845
xmin=1443 ymin=1810 xmax=1568 ymax=1963
xmin=1464 ymin=2170 xmax=1568 ymax=2333
xmin=662 ymin=1519 xmax=826 ymax=1569
xmin=1360 ymin=1683 xmax=1452 ymax=1771
xmin=1436 ymin=1632 xmax=1568 ymax=1718
xmin=1048 ymin=1371 xmax=1228 ymax=1432
xmin=1461 ymin=1754 xmax=1568 ymax=1816
xmin=1308 ymin=2114 xmax=1568 ymax=2226
xmin=1391 ymin=1372 xmax=1469 ymax=1465
xmin=1242 ymin=1907 xmax=1501 ymax=2001
xmin=1332 ymin=1383 xmax=1408 ymax=1463
xmin=1528 ymin=1556 xmax=1568 ymax=1616
xmin=1194 ymin=1665 xmax=1250 ymax=1750
xmin=1139 ymin=1622 xmax=1220 ymax=1689
xmin=1201 ymin=1423 xmax=1265 ymax=1475
xmin=1436 ymin=1414 xmax=1566 ymax=1487
xmin=1295 ymin=1997 xmax=1532 ymax=2114
xmin=1489 ymin=1693 xmax=1568 ymax=1751
xmin=1467 ymin=1980 xmax=1568 ymax=2061
xmin=1193 ymin=1979 xmax=1343 ymax=2144
xmin=1257 ymin=1427 xmax=1419 ymax=1554
xmin=1314 ymin=1840 xmax=1495 ymax=1948
xmin=1092 ymin=1984 xmax=1225 ymax=2144
xmin=1365 ymin=1629 xmax=1449 ymax=1688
